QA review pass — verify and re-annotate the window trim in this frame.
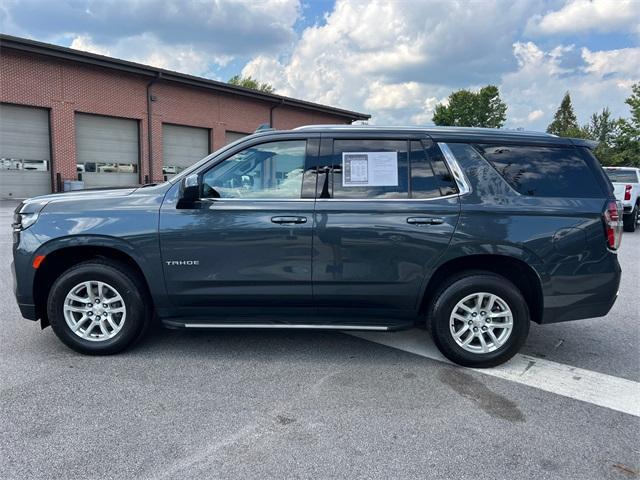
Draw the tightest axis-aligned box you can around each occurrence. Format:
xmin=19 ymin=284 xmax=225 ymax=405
xmin=438 ymin=142 xmax=472 ymax=196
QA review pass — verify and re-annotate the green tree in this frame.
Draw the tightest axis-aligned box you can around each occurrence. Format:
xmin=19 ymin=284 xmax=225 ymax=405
xmin=546 ymin=92 xmax=585 ymax=137
xmin=584 ymin=108 xmax=616 ymax=143
xmin=583 ymin=108 xmax=619 ymax=164
xmin=579 ymin=84 xmax=640 ymax=167
xmin=610 ymin=83 xmax=640 ymax=167
xmin=624 ymin=82 xmax=640 ymax=129
xmin=228 ymin=75 xmax=275 ymax=94
xmin=476 ymin=85 xmax=508 ymax=128
xmin=432 ymin=85 xmax=507 ymax=128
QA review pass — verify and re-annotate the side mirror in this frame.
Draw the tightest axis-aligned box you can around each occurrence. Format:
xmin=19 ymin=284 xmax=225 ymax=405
xmin=177 ymin=173 xmax=200 ymax=208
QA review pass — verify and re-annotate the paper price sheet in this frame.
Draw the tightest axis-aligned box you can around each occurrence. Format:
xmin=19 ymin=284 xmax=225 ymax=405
xmin=342 ymin=152 xmax=398 ymax=187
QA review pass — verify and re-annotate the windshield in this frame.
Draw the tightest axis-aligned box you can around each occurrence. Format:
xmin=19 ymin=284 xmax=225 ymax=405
xmin=605 ymin=169 xmax=638 ymax=183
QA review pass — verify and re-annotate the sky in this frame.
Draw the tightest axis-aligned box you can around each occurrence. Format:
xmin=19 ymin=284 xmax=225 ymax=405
xmin=1 ymin=0 xmax=639 ymax=130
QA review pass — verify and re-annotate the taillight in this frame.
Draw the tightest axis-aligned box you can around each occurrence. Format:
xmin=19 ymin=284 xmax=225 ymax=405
xmin=603 ymin=200 xmax=623 ymax=250
xmin=624 ymin=184 xmax=632 ymax=201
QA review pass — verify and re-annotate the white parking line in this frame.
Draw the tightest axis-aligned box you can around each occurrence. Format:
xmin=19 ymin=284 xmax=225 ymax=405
xmin=349 ymin=329 xmax=640 ymax=417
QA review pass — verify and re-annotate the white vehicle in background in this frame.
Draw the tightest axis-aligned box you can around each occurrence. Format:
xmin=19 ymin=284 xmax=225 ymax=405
xmin=604 ymin=167 xmax=640 ymax=232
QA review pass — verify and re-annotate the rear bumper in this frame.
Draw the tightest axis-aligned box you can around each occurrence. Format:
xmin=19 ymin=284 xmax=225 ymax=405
xmin=540 ymin=256 xmax=621 ymax=324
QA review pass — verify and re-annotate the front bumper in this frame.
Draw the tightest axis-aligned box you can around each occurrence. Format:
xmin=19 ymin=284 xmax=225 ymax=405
xmin=17 ymin=302 xmax=38 ymax=321
xmin=11 ymin=260 xmax=38 ymax=321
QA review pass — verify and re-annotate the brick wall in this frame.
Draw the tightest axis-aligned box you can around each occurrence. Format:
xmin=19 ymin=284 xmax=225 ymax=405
xmin=1 ymin=49 xmax=351 ymax=189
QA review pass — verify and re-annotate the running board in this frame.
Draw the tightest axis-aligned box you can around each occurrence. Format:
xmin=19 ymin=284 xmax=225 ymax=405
xmin=163 ymin=320 xmax=390 ymax=331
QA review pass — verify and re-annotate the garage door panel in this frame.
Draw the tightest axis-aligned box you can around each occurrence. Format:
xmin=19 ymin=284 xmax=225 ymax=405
xmin=0 ymin=171 xmax=50 ymax=198
xmin=162 ymin=124 xmax=209 ymax=179
xmin=75 ymin=113 xmax=139 ymax=188
xmin=0 ymin=104 xmax=51 ymax=198
xmin=76 ymin=114 xmax=139 ymax=164
xmin=0 ymin=104 xmax=50 ymax=160
xmin=225 ymin=131 xmax=249 ymax=145
xmin=81 ymin=172 xmax=139 ymax=188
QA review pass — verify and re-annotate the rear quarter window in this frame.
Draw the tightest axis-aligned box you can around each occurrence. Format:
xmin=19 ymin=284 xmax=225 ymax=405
xmin=474 ymin=144 xmax=604 ymax=198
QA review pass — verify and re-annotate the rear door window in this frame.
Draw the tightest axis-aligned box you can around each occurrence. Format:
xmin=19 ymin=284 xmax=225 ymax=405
xmin=325 ymin=138 xmax=459 ymax=199
xmin=330 ymin=139 xmax=409 ymax=199
xmin=410 ymin=141 xmax=458 ymax=198
xmin=474 ymin=144 xmax=604 ymax=198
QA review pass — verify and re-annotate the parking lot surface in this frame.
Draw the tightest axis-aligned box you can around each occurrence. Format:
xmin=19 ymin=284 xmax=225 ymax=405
xmin=1 ymin=200 xmax=638 ymax=479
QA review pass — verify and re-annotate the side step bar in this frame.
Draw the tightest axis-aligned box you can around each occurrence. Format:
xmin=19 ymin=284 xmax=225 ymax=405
xmin=163 ymin=320 xmax=390 ymax=331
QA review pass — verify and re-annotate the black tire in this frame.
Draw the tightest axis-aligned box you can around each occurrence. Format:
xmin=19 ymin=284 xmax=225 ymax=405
xmin=47 ymin=259 xmax=149 ymax=355
xmin=428 ymin=271 xmax=530 ymax=368
xmin=623 ymin=205 xmax=638 ymax=232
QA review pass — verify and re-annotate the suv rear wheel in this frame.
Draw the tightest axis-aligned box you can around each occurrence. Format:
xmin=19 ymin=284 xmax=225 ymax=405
xmin=47 ymin=259 xmax=149 ymax=355
xmin=428 ymin=272 xmax=530 ymax=368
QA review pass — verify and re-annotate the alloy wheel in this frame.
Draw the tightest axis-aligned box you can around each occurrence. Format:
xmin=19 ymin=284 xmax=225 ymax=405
xmin=63 ymin=281 xmax=126 ymax=341
xmin=449 ymin=292 xmax=513 ymax=354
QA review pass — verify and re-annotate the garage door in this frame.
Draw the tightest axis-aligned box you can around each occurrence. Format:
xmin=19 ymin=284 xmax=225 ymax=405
xmin=162 ymin=124 xmax=209 ymax=180
xmin=76 ymin=113 xmax=139 ymax=188
xmin=0 ymin=104 xmax=51 ymax=199
xmin=225 ymin=130 xmax=249 ymax=145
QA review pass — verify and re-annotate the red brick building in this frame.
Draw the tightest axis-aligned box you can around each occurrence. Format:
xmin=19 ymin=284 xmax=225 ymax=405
xmin=0 ymin=34 xmax=369 ymax=198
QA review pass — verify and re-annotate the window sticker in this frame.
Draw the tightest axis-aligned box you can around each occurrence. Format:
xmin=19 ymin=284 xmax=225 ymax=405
xmin=342 ymin=152 xmax=398 ymax=187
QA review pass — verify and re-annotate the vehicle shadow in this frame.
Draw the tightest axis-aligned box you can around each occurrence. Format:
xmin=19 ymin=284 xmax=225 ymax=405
xmin=128 ymin=321 xmax=444 ymax=372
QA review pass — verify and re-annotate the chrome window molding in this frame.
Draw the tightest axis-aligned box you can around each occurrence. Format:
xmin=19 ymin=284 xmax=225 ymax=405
xmin=314 ymin=194 xmax=459 ymax=202
xmin=200 ymin=197 xmax=315 ymax=202
xmin=438 ymin=142 xmax=472 ymax=196
xmin=200 ymin=195 xmax=460 ymax=203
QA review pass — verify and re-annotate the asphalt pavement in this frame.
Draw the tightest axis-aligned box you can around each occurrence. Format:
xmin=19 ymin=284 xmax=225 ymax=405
xmin=0 ymin=200 xmax=638 ymax=479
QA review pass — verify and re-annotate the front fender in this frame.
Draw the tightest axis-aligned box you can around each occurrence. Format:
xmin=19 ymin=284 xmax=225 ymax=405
xmin=36 ymin=234 xmax=166 ymax=305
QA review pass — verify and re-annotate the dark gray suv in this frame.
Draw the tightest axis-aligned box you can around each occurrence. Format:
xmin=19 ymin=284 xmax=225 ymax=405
xmin=11 ymin=126 xmax=623 ymax=367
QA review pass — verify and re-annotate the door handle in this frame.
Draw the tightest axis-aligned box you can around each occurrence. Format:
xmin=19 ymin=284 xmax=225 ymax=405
xmin=271 ymin=216 xmax=308 ymax=224
xmin=406 ymin=217 xmax=444 ymax=225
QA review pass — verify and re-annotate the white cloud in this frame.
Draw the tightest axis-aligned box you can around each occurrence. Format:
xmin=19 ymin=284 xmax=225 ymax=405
xmin=4 ymin=0 xmax=301 ymax=77
xmin=70 ymin=35 xmax=110 ymax=56
xmin=502 ymin=42 xmax=640 ymax=129
xmin=527 ymin=0 xmax=640 ymax=35
xmin=243 ymin=0 xmax=638 ymax=128
xmin=528 ymin=110 xmax=545 ymax=122
xmin=581 ymin=47 xmax=640 ymax=78
xmin=243 ymin=0 xmax=539 ymax=124
xmin=70 ymin=33 xmax=232 ymax=77
xmin=364 ymin=82 xmax=429 ymax=110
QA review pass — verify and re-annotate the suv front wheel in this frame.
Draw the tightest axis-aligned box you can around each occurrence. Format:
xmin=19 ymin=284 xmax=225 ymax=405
xmin=47 ymin=259 xmax=149 ymax=355
xmin=429 ymin=272 xmax=530 ymax=368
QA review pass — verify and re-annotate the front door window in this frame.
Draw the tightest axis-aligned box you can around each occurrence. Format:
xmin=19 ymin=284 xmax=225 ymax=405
xmin=201 ymin=140 xmax=307 ymax=199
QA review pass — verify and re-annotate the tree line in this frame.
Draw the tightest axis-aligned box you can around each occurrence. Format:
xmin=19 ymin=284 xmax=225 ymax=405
xmin=431 ymin=83 xmax=640 ymax=167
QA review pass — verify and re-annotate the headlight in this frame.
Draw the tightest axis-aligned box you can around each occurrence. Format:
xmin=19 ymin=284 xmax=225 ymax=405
xmin=12 ymin=212 xmax=39 ymax=231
